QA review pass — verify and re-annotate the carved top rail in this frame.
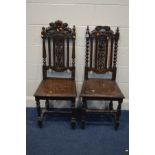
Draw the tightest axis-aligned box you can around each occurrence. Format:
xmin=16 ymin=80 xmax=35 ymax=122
xmin=41 ymin=20 xmax=74 ymax=39
xmin=90 ymin=26 xmax=114 ymax=38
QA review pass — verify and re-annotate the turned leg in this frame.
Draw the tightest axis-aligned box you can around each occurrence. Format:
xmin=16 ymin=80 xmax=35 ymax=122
xmin=35 ymin=98 xmax=42 ymax=128
xmin=81 ymin=98 xmax=87 ymax=129
xmin=115 ymin=99 xmax=123 ymax=130
xmin=109 ymin=100 xmax=113 ymax=110
xmin=45 ymin=100 xmax=49 ymax=110
xmin=71 ymin=98 xmax=76 ymax=129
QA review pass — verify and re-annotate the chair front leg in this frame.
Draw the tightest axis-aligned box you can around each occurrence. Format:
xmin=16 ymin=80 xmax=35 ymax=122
xmin=115 ymin=99 xmax=123 ymax=130
xmin=71 ymin=98 xmax=76 ymax=129
xmin=45 ymin=100 xmax=49 ymax=110
xmin=35 ymin=98 xmax=42 ymax=128
xmin=81 ymin=98 xmax=87 ymax=129
xmin=109 ymin=100 xmax=113 ymax=110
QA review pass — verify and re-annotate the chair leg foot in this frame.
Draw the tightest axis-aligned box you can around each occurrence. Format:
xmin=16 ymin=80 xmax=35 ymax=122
xmin=71 ymin=119 xmax=76 ymax=129
xmin=114 ymin=100 xmax=122 ymax=130
xmin=81 ymin=120 xmax=86 ymax=129
xmin=114 ymin=121 xmax=119 ymax=130
xmin=37 ymin=118 xmax=43 ymax=128
xmin=71 ymin=99 xmax=76 ymax=129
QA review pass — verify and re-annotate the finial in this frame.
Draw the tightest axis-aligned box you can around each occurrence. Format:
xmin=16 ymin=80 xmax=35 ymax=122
xmin=41 ymin=27 xmax=46 ymax=38
xmin=42 ymin=27 xmax=45 ymax=31
xmin=86 ymin=26 xmax=89 ymax=38
xmin=73 ymin=25 xmax=76 ymax=39
xmin=115 ymin=27 xmax=120 ymax=40
xmin=73 ymin=25 xmax=75 ymax=31
xmin=116 ymin=27 xmax=119 ymax=32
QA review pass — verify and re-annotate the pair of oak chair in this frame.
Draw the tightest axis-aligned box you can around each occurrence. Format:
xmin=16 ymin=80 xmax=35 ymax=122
xmin=34 ymin=20 xmax=124 ymax=130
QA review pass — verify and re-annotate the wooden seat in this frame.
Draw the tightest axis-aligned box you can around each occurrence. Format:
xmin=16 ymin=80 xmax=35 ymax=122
xmin=34 ymin=20 xmax=77 ymax=129
xmin=80 ymin=26 xmax=125 ymax=130
xmin=34 ymin=78 xmax=76 ymax=98
xmin=81 ymin=79 xmax=124 ymax=99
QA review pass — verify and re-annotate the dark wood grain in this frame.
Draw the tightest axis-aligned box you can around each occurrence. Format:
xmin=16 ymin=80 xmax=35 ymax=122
xmin=34 ymin=78 xmax=76 ymax=97
xmin=80 ymin=79 xmax=124 ymax=99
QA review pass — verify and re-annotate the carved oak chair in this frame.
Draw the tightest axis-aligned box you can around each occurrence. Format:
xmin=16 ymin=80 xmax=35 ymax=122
xmin=34 ymin=20 xmax=77 ymax=129
xmin=80 ymin=26 xmax=124 ymax=130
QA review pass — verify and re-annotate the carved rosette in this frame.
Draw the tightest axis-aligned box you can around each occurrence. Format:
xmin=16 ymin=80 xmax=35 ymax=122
xmin=45 ymin=20 xmax=72 ymax=37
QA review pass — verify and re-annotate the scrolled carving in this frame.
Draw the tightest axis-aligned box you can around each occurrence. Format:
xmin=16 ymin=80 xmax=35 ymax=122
xmin=54 ymin=38 xmax=64 ymax=67
xmin=96 ymin=37 xmax=106 ymax=70
xmin=88 ymin=26 xmax=116 ymax=72
xmin=91 ymin=26 xmax=114 ymax=38
xmin=45 ymin=20 xmax=72 ymax=38
xmin=86 ymin=25 xmax=120 ymax=75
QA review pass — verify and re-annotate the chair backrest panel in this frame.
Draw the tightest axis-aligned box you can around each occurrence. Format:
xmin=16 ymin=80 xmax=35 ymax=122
xmin=85 ymin=26 xmax=119 ymax=80
xmin=41 ymin=20 xmax=76 ymax=79
xmin=53 ymin=36 xmax=65 ymax=67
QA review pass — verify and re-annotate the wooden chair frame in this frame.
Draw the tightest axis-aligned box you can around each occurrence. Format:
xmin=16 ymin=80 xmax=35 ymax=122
xmin=80 ymin=26 xmax=124 ymax=130
xmin=34 ymin=20 xmax=77 ymax=128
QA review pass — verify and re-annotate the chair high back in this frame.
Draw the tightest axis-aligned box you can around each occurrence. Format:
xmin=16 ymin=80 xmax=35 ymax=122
xmin=85 ymin=26 xmax=119 ymax=80
xmin=41 ymin=20 xmax=76 ymax=80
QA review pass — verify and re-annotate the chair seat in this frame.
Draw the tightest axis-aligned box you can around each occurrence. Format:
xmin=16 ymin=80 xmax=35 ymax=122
xmin=34 ymin=78 xmax=76 ymax=98
xmin=80 ymin=79 xmax=124 ymax=99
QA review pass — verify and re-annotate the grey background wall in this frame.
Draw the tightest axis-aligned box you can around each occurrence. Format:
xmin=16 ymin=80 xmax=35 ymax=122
xmin=26 ymin=0 xmax=129 ymax=109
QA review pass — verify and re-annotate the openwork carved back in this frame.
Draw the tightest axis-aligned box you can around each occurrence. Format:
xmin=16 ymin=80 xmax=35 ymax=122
xmin=41 ymin=20 xmax=76 ymax=79
xmin=85 ymin=26 xmax=119 ymax=80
